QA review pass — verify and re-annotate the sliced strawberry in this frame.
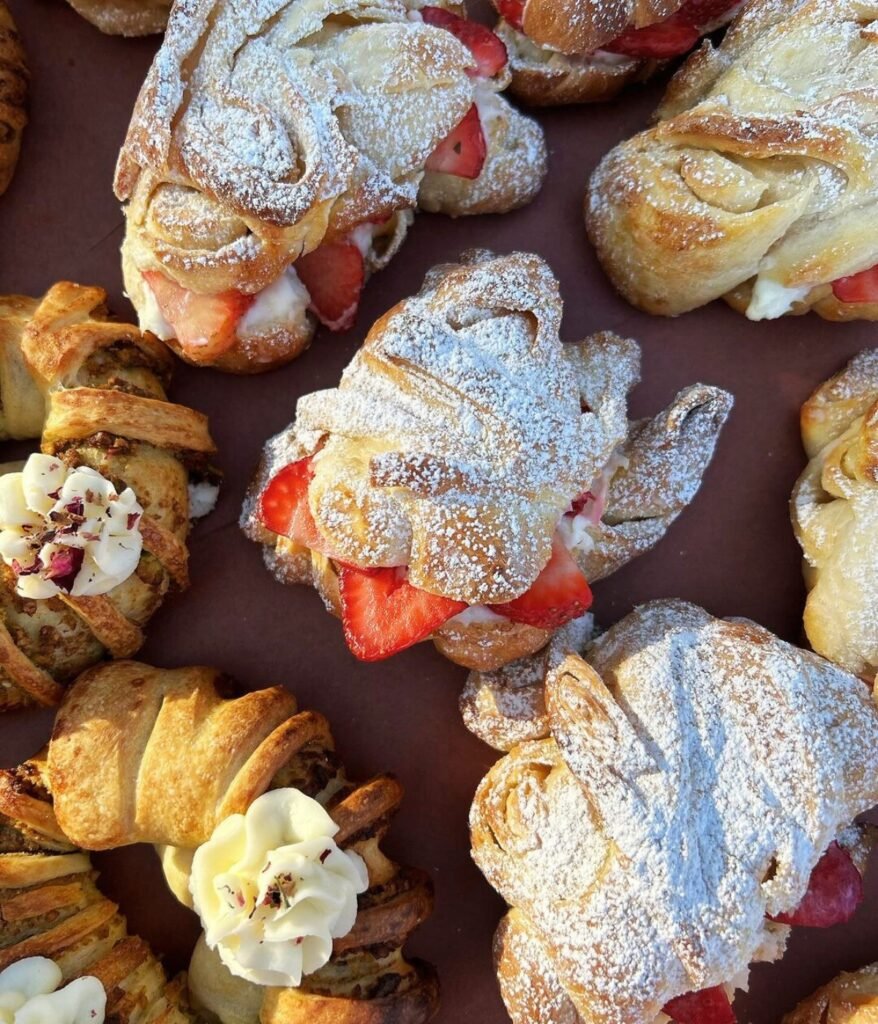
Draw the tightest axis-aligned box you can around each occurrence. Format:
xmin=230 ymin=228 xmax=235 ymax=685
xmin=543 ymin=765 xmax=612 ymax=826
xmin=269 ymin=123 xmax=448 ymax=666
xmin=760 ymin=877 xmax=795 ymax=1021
xmin=294 ymin=241 xmax=365 ymax=332
xmin=337 ymin=565 xmax=467 ymax=661
xmin=489 ymin=535 xmax=592 ymax=630
xmin=832 ymin=264 xmax=878 ymax=304
xmin=258 ymin=458 xmax=326 ymax=553
xmin=496 ymin=0 xmax=525 ymax=31
xmin=663 ymin=986 xmax=736 ymax=1024
xmin=425 ymin=105 xmax=487 ymax=180
xmin=142 ymin=271 xmax=253 ymax=360
xmin=770 ymin=842 xmax=863 ymax=928
xmin=422 ymin=6 xmax=508 ymax=77
xmin=604 ymin=19 xmax=701 ymax=57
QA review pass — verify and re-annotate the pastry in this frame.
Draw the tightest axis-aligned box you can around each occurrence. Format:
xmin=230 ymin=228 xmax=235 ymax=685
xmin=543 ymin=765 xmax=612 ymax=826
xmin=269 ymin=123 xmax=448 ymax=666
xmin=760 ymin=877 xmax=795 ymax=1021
xmin=470 ymin=600 xmax=878 ymax=1024
xmin=792 ymin=349 xmax=878 ymax=681
xmin=784 ymin=964 xmax=878 ymax=1024
xmin=491 ymin=0 xmax=741 ymax=106
xmin=242 ymin=250 xmax=732 ymax=670
xmin=0 ymin=2 xmax=27 ymax=197
xmin=115 ymin=0 xmax=547 ymax=374
xmin=65 ymin=0 xmax=171 ymax=35
xmin=0 ymin=283 xmax=218 ymax=711
xmin=586 ymin=0 xmax=878 ymax=320
xmin=43 ymin=660 xmax=439 ymax=1024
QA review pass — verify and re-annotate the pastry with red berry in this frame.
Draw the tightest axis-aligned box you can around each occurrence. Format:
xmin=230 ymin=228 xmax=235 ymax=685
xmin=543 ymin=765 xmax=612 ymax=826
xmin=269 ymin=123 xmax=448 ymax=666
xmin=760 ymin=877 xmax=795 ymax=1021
xmin=490 ymin=0 xmax=741 ymax=106
xmin=470 ymin=600 xmax=878 ymax=1024
xmin=242 ymin=250 xmax=732 ymax=670
xmin=587 ymin=0 xmax=878 ymax=320
xmin=115 ymin=0 xmax=546 ymax=373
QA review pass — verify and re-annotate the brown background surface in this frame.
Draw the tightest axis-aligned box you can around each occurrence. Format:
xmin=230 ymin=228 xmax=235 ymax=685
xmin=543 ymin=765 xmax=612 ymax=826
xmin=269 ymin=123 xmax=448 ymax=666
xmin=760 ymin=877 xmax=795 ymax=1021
xmin=2 ymin=2 xmax=877 ymax=1021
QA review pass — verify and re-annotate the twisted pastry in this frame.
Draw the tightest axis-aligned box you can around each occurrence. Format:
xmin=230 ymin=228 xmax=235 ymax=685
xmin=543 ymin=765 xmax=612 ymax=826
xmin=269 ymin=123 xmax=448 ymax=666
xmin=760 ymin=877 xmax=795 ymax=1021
xmin=783 ymin=964 xmax=878 ymax=1024
xmin=0 ymin=2 xmax=27 ymax=197
xmin=471 ymin=600 xmax=878 ymax=1024
xmin=243 ymin=250 xmax=732 ymax=670
xmin=115 ymin=0 xmax=547 ymax=373
xmin=792 ymin=349 xmax=878 ymax=681
xmin=64 ymin=0 xmax=171 ymax=35
xmin=587 ymin=0 xmax=878 ymax=319
xmin=0 ymin=283 xmax=217 ymax=711
xmin=47 ymin=661 xmax=438 ymax=1024
xmin=0 ymin=755 xmax=196 ymax=1023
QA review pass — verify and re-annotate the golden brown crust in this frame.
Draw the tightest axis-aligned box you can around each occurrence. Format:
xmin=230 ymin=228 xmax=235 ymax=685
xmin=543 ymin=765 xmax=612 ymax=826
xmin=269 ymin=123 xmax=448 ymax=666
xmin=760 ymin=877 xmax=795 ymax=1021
xmin=0 ymin=3 xmax=27 ymax=198
xmin=783 ymin=964 xmax=878 ymax=1024
xmin=65 ymin=0 xmax=171 ymax=35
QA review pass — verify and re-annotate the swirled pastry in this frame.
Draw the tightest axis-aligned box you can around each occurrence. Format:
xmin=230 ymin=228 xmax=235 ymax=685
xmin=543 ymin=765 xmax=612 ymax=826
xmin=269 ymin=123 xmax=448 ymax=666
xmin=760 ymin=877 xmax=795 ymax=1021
xmin=0 ymin=283 xmax=218 ymax=711
xmin=242 ymin=250 xmax=732 ymax=669
xmin=115 ymin=0 xmax=547 ymax=373
xmin=587 ymin=0 xmax=878 ymax=319
xmin=45 ymin=660 xmax=439 ymax=1024
xmin=0 ymin=2 xmax=27 ymax=197
xmin=792 ymin=349 xmax=878 ymax=681
xmin=784 ymin=964 xmax=878 ymax=1024
xmin=64 ymin=0 xmax=171 ymax=35
xmin=490 ymin=0 xmax=740 ymax=106
xmin=470 ymin=600 xmax=878 ymax=1024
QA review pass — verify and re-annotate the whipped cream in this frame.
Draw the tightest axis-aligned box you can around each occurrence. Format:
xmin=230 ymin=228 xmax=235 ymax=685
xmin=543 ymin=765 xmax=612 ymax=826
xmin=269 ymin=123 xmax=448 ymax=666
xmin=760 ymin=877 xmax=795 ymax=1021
xmin=138 ymin=283 xmax=174 ymax=341
xmin=746 ymin=279 xmax=812 ymax=320
xmin=0 ymin=958 xmax=106 ymax=1024
xmin=237 ymin=268 xmax=310 ymax=340
xmin=0 ymin=454 xmax=143 ymax=600
xmin=188 ymin=480 xmax=220 ymax=520
xmin=190 ymin=788 xmax=369 ymax=988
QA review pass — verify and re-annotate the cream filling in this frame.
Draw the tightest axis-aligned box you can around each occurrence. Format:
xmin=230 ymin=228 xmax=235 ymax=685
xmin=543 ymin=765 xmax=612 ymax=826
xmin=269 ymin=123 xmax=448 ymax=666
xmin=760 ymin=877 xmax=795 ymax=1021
xmin=0 ymin=958 xmax=106 ymax=1024
xmin=138 ymin=282 xmax=174 ymax=341
xmin=746 ymin=279 xmax=812 ymax=320
xmin=237 ymin=268 xmax=310 ymax=339
xmin=188 ymin=481 xmax=220 ymax=520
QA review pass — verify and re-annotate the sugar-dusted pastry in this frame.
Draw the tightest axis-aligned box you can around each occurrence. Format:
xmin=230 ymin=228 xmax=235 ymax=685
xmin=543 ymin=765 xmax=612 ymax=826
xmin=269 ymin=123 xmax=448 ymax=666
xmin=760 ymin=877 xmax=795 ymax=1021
xmin=492 ymin=0 xmax=740 ymax=106
xmin=0 ymin=2 xmax=27 ymax=197
xmin=471 ymin=600 xmax=878 ymax=1024
xmin=65 ymin=0 xmax=171 ymax=35
xmin=784 ymin=964 xmax=878 ymax=1024
xmin=242 ymin=250 xmax=732 ymax=669
xmin=587 ymin=0 xmax=878 ymax=320
xmin=792 ymin=350 xmax=878 ymax=681
xmin=45 ymin=660 xmax=439 ymax=1024
xmin=115 ymin=0 xmax=547 ymax=374
xmin=0 ymin=283 xmax=218 ymax=710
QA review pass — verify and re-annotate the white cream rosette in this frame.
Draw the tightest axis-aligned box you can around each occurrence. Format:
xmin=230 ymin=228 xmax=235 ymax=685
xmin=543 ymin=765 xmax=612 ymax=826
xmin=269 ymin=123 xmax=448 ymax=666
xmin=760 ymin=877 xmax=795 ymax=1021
xmin=0 ymin=958 xmax=106 ymax=1024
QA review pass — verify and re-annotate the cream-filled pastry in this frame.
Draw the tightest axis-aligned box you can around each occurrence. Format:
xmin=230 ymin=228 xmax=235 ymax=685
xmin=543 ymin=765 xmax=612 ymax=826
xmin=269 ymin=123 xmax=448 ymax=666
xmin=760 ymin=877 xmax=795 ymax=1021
xmin=115 ymin=0 xmax=547 ymax=373
xmin=471 ymin=600 xmax=878 ymax=1024
xmin=242 ymin=250 xmax=732 ymax=670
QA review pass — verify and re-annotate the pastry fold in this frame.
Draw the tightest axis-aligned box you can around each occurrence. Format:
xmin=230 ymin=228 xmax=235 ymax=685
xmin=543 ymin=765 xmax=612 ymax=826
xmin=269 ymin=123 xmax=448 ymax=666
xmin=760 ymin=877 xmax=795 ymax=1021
xmin=0 ymin=2 xmax=27 ymax=197
xmin=65 ymin=0 xmax=171 ymax=35
xmin=0 ymin=283 xmax=217 ymax=710
xmin=586 ymin=0 xmax=878 ymax=319
xmin=784 ymin=964 xmax=878 ymax=1024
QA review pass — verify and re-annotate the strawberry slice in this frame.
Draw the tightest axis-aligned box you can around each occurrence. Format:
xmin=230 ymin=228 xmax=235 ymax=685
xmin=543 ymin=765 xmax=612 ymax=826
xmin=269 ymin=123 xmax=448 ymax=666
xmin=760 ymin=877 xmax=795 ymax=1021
xmin=489 ymin=535 xmax=592 ymax=629
xmin=496 ymin=0 xmax=525 ymax=31
xmin=770 ymin=842 xmax=863 ymax=928
xmin=425 ymin=105 xmax=487 ymax=180
xmin=604 ymin=19 xmax=701 ymax=57
xmin=258 ymin=458 xmax=327 ymax=552
xmin=422 ymin=6 xmax=508 ymax=77
xmin=142 ymin=271 xmax=253 ymax=360
xmin=294 ymin=241 xmax=365 ymax=332
xmin=832 ymin=264 xmax=878 ymax=304
xmin=663 ymin=986 xmax=736 ymax=1024
xmin=338 ymin=565 xmax=467 ymax=661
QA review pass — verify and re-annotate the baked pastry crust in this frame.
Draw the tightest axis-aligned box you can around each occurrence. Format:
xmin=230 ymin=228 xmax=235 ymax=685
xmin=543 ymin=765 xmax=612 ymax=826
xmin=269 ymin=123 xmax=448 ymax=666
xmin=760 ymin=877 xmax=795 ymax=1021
xmin=470 ymin=600 xmax=878 ymax=1024
xmin=784 ymin=964 xmax=878 ymax=1024
xmin=586 ymin=0 xmax=878 ymax=319
xmin=792 ymin=349 xmax=878 ymax=681
xmin=47 ymin=660 xmax=438 ymax=1024
xmin=242 ymin=250 xmax=732 ymax=670
xmin=65 ymin=0 xmax=171 ymax=35
xmin=0 ymin=2 xmax=27 ymax=197
xmin=115 ymin=0 xmax=547 ymax=373
xmin=0 ymin=283 xmax=217 ymax=710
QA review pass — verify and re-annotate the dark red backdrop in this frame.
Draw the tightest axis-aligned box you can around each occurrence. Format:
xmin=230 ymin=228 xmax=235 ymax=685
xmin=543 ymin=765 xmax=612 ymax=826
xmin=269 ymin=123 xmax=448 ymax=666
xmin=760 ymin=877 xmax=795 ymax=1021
xmin=2 ymin=3 xmax=877 ymax=1021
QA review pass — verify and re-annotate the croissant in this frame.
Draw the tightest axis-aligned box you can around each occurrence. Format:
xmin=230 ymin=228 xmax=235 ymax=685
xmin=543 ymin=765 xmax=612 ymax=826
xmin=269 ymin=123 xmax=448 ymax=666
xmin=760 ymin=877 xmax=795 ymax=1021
xmin=64 ymin=0 xmax=171 ymax=35
xmin=242 ymin=249 xmax=732 ymax=670
xmin=0 ymin=283 xmax=217 ymax=711
xmin=783 ymin=964 xmax=878 ymax=1024
xmin=587 ymin=0 xmax=878 ymax=319
xmin=791 ymin=349 xmax=878 ymax=682
xmin=46 ymin=660 xmax=439 ymax=1024
xmin=114 ymin=0 xmax=547 ymax=374
xmin=470 ymin=600 xmax=878 ymax=1024
xmin=0 ymin=2 xmax=27 ymax=197
xmin=0 ymin=755 xmax=196 ymax=1023
xmin=490 ymin=0 xmax=739 ymax=106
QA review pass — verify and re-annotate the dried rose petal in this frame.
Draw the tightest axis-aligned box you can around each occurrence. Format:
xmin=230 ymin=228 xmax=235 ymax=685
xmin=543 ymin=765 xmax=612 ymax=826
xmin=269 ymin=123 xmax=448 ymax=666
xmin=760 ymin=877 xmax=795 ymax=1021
xmin=45 ymin=548 xmax=85 ymax=592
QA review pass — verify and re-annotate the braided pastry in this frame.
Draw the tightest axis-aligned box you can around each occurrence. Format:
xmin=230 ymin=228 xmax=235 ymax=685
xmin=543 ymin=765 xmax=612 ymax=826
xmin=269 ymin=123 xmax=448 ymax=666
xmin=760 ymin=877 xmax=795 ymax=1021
xmin=470 ymin=600 xmax=878 ymax=1024
xmin=242 ymin=249 xmax=732 ymax=670
xmin=0 ymin=2 xmax=27 ymax=197
xmin=783 ymin=964 xmax=878 ymax=1024
xmin=47 ymin=661 xmax=439 ymax=1024
xmin=792 ymin=349 xmax=878 ymax=681
xmin=587 ymin=0 xmax=878 ymax=319
xmin=115 ymin=0 xmax=547 ymax=374
xmin=65 ymin=0 xmax=171 ymax=35
xmin=0 ymin=755 xmax=196 ymax=1024
xmin=0 ymin=283 xmax=217 ymax=711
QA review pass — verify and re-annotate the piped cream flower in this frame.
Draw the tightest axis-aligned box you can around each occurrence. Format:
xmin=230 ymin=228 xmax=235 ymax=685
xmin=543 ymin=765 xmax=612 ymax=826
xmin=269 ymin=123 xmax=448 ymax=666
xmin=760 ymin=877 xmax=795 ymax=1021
xmin=0 ymin=957 xmax=106 ymax=1024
